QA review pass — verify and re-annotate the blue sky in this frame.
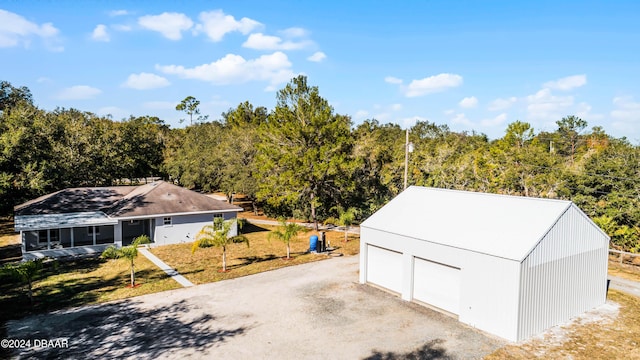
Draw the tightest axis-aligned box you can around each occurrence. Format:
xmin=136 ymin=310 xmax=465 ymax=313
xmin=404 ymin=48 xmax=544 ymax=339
xmin=1 ymin=1 xmax=639 ymax=140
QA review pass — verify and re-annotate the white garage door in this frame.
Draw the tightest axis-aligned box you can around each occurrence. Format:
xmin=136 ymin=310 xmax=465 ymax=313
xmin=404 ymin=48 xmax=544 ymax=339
xmin=413 ymin=257 xmax=461 ymax=315
xmin=366 ymin=245 xmax=402 ymax=294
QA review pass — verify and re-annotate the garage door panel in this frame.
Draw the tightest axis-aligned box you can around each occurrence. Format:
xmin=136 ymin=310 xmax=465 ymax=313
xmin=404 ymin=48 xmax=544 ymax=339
xmin=413 ymin=257 xmax=460 ymax=315
xmin=366 ymin=245 xmax=402 ymax=293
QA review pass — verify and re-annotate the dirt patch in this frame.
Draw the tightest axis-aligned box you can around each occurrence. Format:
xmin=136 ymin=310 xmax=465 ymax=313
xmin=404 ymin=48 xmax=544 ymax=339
xmin=487 ymin=290 xmax=640 ymax=359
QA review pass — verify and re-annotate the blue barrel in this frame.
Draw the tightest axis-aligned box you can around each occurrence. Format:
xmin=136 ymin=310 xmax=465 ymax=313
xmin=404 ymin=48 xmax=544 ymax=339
xmin=309 ymin=235 xmax=319 ymax=252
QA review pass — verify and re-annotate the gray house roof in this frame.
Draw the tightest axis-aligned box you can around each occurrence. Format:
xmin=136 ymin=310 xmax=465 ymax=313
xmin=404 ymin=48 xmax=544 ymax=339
xmin=15 ymin=181 xmax=242 ymax=231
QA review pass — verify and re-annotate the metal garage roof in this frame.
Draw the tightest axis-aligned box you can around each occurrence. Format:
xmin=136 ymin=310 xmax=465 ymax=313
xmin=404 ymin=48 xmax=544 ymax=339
xmin=361 ymin=186 xmax=573 ymax=261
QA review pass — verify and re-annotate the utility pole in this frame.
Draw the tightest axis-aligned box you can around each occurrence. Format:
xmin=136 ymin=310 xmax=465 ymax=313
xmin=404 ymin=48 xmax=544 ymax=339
xmin=404 ymin=129 xmax=413 ymax=190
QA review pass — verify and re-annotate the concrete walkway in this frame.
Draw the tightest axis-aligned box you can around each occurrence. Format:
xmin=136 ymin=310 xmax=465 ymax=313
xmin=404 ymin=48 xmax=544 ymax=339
xmin=608 ymin=275 xmax=640 ymax=298
xmin=139 ymin=248 xmax=194 ymax=287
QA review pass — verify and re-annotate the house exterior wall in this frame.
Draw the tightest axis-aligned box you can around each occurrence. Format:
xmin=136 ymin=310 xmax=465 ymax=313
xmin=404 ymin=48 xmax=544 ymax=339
xmin=152 ymin=212 xmax=238 ymax=245
xmin=517 ymin=205 xmax=609 ymax=341
xmin=360 ymin=227 xmax=521 ymax=341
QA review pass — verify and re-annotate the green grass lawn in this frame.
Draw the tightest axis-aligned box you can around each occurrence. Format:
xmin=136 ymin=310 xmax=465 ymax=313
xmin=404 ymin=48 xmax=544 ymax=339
xmin=0 ymin=255 xmax=181 ymax=325
xmin=150 ymin=222 xmax=360 ymax=285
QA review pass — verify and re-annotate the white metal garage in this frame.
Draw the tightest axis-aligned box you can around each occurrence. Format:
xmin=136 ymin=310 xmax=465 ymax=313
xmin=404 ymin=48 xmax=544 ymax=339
xmin=412 ymin=258 xmax=460 ymax=315
xmin=359 ymin=186 xmax=610 ymax=342
xmin=365 ymin=245 xmax=403 ymax=294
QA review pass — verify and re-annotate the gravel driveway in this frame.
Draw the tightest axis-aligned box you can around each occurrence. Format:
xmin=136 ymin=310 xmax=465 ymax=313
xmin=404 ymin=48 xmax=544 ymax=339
xmin=7 ymin=256 xmax=504 ymax=359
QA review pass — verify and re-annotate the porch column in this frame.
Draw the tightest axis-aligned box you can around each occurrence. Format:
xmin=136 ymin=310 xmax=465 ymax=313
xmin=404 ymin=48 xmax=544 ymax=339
xmin=47 ymin=229 xmax=51 ymax=250
xmin=70 ymin=228 xmax=74 ymax=247
xmin=114 ymin=222 xmax=123 ymax=247
xmin=92 ymin=226 xmax=97 ymax=245
xmin=20 ymin=231 xmax=25 ymax=254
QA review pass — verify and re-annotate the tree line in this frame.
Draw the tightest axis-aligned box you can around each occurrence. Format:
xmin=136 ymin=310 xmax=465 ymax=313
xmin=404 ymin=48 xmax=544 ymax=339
xmin=1 ymin=77 xmax=639 ymax=252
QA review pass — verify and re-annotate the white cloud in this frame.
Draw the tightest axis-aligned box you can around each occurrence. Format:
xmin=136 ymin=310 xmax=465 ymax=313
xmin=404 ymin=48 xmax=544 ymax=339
xmin=91 ymin=24 xmax=110 ymax=42
xmin=307 ymin=51 xmax=326 ymax=62
xmin=404 ymin=73 xmax=463 ymax=97
xmin=355 ymin=110 xmax=369 ymax=119
xmin=37 ymin=77 xmax=52 ymax=83
xmin=122 ymin=73 xmax=170 ymax=90
xmin=97 ymin=106 xmax=128 ymax=120
xmin=195 ymin=10 xmax=261 ymax=42
xmin=138 ymin=12 xmax=193 ymax=40
xmin=450 ymin=113 xmax=472 ymax=126
xmin=391 ymin=103 xmax=403 ymax=111
xmin=109 ymin=10 xmax=129 ymax=17
xmin=400 ymin=116 xmax=427 ymax=128
xmin=488 ymin=97 xmax=517 ymax=111
xmin=459 ymin=96 xmax=478 ymax=108
xmin=384 ymin=76 xmax=403 ymax=84
xmin=242 ymin=33 xmax=311 ymax=50
xmin=526 ymin=88 xmax=574 ymax=119
xmin=611 ymin=96 xmax=640 ymax=122
xmin=481 ymin=113 xmax=508 ymax=127
xmin=280 ymin=27 xmax=308 ymax=38
xmin=143 ymin=101 xmax=178 ymax=110
xmin=575 ymin=102 xmax=603 ymax=121
xmin=57 ymin=85 xmax=102 ymax=100
xmin=443 ymin=109 xmax=455 ymax=116
xmin=157 ymin=51 xmax=294 ymax=87
xmin=543 ymin=74 xmax=587 ymax=91
xmin=0 ymin=9 xmax=61 ymax=49
xmin=113 ymin=24 xmax=132 ymax=32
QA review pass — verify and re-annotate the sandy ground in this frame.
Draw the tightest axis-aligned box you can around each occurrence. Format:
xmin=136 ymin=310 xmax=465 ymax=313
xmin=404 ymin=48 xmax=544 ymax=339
xmin=7 ymin=255 xmax=504 ymax=359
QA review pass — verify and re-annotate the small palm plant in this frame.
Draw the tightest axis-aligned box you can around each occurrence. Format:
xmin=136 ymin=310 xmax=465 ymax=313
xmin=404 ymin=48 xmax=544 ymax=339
xmin=269 ymin=219 xmax=306 ymax=259
xmin=192 ymin=217 xmax=249 ymax=272
xmin=324 ymin=206 xmax=358 ymax=242
xmin=101 ymin=235 xmax=151 ymax=287
xmin=2 ymin=258 xmax=46 ymax=305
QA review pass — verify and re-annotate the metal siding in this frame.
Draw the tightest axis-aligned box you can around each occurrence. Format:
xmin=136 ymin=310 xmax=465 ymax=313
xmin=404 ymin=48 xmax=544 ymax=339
xmin=518 ymin=206 xmax=608 ymax=340
xmin=360 ymin=186 xmax=572 ymax=260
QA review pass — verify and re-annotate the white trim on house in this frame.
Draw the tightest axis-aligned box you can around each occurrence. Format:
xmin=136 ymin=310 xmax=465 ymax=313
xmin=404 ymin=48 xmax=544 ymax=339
xmin=114 ymin=209 xmax=239 ymax=221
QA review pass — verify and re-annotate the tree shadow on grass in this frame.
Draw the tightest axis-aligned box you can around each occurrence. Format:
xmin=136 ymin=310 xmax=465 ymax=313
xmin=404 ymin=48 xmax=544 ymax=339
xmin=365 ymin=339 xmax=452 ymax=360
xmin=7 ymin=299 xmax=248 ymax=359
xmin=233 ymin=254 xmax=278 ymax=267
xmin=0 ymin=243 xmax=21 ymax=265
xmin=239 ymin=223 xmax=269 ymax=234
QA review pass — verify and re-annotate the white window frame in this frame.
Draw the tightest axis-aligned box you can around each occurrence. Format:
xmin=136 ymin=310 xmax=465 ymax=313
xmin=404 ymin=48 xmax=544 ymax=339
xmin=87 ymin=226 xmax=101 ymax=236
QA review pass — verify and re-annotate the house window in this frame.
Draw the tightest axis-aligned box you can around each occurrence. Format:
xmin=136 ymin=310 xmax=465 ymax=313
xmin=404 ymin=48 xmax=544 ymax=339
xmin=163 ymin=217 xmax=172 ymax=226
xmin=37 ymin=230 xmax=48 ymax=245
xmin=87 ymin=226 xmax=101 ymax=236
xmin=38 ymin=229 xmax=59 ymax=245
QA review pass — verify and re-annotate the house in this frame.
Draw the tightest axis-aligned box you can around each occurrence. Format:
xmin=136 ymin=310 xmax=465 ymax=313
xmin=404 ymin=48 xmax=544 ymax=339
xmin=15 ymin=181 xmax=242 ymax=260
xmin=359 ymin=186 xmax=609 ymax=342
